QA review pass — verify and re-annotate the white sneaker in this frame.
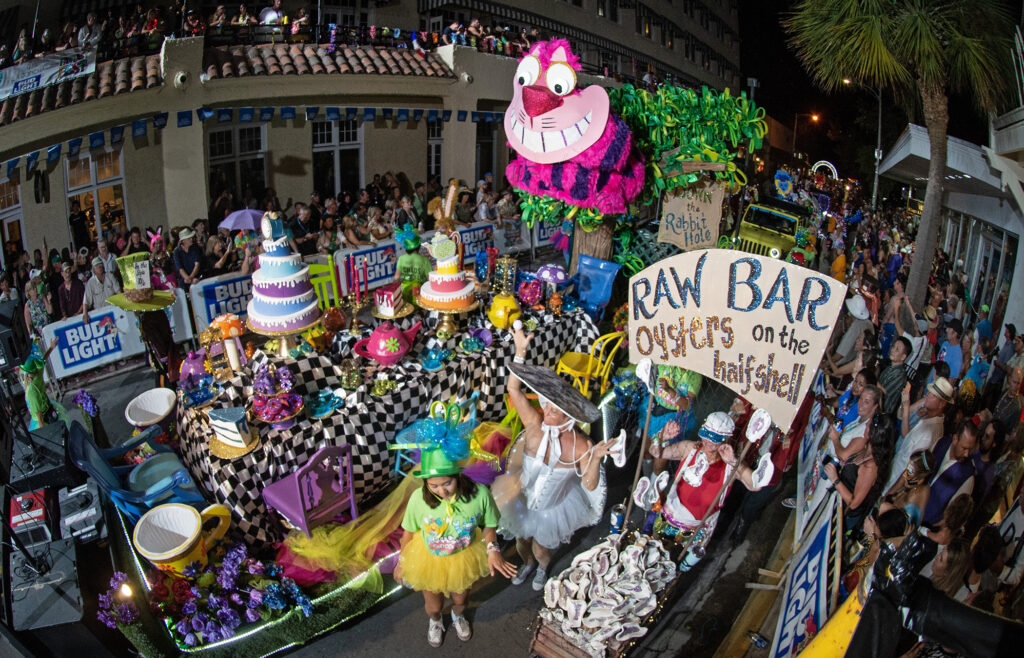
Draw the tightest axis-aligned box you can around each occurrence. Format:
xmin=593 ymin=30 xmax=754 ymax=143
xmin=427 ymin=617 xmax=444 ymax=647
xmin=531 ymin=566 xmax=548 ymax=591
xmin=782 ymin=497 xmax=797 ymax=509
xmin=451 ymin=611 xmax=472 ymax=641
xmin=511 ymin=560 xmax=536 ymax=586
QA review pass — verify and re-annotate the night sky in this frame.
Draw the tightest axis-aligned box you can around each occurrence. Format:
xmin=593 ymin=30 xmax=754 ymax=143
xmin=737 ymin=1 xmax=1010 ymax=181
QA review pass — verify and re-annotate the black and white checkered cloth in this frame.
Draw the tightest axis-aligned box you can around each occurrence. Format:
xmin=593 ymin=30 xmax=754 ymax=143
xmin=177 ymin=309 xmax=600 ymax=544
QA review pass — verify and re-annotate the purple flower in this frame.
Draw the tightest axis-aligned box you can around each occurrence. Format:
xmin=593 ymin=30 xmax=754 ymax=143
xmin=192 ymin=617 xmax=205 ymax=632
xmin=206 ymin=594 xmax=225 ymax=611
xmin=109 ymin=572 xmax=128 ymax=589
xmin=175 ymin=619 xmax=191 ymax=636
xmin=216 ymin=568 xmax=238 ymax=591
xmin=97 ymin=609 xmax=118 ymax=629
xmin=98 ymin=592 xmax=114 ymax=609
xmin=195 ymin=612 xmax=209 ymax=624
xmin=73 ymin=390 xmax=99 ymax=417
xmin=204 ymin=621 xmax=222 ymax=642
xmin=217 ymin=607 xmax=241 ymax=630
xmin=184 ymin=633 xmax=198 ymax=647
xmin=182 ymin=562 xmax=203 ymax=579
xmin=248 ymin=589 xmax=263 ymax=607
xmin=230 ymin=593 xmax=244 ymax=606
xmin=245 ymin=608 xmax=261 ymax=623
xmin=247 ymin=561 xmax=265 ymax=575
xmin=116 ymin=603 xmax=139 ymax=625
xmin=182 ymin=599 xmax=197 ymax=615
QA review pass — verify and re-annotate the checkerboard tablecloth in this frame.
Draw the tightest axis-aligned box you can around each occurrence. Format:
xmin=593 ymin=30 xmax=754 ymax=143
xmin=177 ymin=310 xmax=600 ymax=544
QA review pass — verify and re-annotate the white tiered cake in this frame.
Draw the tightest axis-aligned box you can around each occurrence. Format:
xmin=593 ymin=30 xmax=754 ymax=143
xmin=247 ymin=213 xmax=322 ymax=332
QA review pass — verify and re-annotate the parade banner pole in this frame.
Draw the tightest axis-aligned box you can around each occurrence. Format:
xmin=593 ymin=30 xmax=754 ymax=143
xmin=622 ymin=359 xmax=657 ymax=529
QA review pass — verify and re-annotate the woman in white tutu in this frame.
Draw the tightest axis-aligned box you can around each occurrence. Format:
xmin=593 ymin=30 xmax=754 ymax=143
xmin=491 ymin=326 xmax=618 ymax=590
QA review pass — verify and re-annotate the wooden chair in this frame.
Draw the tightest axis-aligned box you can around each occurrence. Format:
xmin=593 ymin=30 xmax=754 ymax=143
xmin=556 ymin=331 xmax=626 ymax=397
xmin=262 ymin=445 xmax=358 ymax=537
xmin=308 ymin=254 xmax=341 ymax=310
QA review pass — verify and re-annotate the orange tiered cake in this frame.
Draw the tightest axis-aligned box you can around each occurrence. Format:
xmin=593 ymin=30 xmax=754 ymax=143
xmin=419 ymin=232 xmax=475 ymax=311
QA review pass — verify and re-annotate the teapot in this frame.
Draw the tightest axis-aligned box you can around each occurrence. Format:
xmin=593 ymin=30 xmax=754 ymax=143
xmin=487 ymin=293 xmax=521 ymax=329
xmin=353 ymin=320 xmax=422 ymax=366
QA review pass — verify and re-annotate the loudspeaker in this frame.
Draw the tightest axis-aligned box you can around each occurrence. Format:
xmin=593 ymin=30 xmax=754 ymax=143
xmin=0 ymin=300 xmax=28 ymax=372
xmin=9 ymin=538 xmax=83 ymax=630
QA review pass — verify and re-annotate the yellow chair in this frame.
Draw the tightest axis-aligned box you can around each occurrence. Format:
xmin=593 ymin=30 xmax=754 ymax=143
xmin=556 ymin=331 xmax=625 ymax=397
xmin=308 ymin=255 xmax=341 ymax=311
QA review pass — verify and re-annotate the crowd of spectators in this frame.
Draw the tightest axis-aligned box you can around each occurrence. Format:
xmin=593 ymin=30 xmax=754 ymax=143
xmin=762 ymin=173 xmax=1024 ymax=645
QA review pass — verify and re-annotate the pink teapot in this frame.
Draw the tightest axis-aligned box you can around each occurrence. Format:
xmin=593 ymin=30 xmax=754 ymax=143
xmin=353 ymin=321 xmax=422 ymax=366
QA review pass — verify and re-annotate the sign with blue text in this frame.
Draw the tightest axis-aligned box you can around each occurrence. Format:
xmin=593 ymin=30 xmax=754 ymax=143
xmin=42 ymin=289 xmax=193 ymax=378
xmin=769 ymin=495 xmax=838 ymax=658
xmin=0 ymin=46 xmax=97 ymax=102
xmin=628 ymin=249 xmax=846 ymax=428
xmin=190 ymin=272 xmax=254 ymax=332
xmin=658 ymin=184 xmax=724 ymax=251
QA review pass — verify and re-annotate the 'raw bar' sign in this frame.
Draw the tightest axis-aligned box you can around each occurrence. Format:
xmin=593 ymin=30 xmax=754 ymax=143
xmin=628 ymin=249 xmax=846 ymax=428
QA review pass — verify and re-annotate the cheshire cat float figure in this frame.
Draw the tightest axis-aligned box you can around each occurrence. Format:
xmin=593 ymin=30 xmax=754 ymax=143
xmin=504 ymin=39 xmax=645 ymax=215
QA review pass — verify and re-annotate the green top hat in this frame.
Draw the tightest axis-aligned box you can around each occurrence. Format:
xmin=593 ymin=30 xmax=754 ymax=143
xmin=412 ymin=446 xmax=463 ymax=479
xmin=107 ymin=252 xmax=175 ymax=312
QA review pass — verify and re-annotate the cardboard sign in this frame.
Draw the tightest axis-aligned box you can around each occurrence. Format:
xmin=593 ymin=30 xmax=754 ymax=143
xmin=658 ymin=184 xmax=724 ymax=251
xmin=628 ymin=249 xmax=847 ymax=429
xmin=770 ymin=495 xmax=839 ymax=658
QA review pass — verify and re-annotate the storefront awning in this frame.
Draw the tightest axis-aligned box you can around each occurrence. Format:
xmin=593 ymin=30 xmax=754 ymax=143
xmin=878 ymin=123 xmax=1004 ymax=197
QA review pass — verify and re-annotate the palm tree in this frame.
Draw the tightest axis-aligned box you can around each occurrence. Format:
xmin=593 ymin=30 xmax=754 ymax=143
xmin=784 ymin=0 xmax=1013 ymax=307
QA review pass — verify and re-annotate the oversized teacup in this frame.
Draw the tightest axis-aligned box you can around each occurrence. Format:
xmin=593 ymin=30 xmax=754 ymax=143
xmin=133 ymin=503 xmax=231 ymax=575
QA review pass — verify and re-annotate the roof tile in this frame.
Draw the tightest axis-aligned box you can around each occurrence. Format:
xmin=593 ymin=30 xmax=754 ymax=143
xmin=205 ymin=44 xmax=453 ymax=79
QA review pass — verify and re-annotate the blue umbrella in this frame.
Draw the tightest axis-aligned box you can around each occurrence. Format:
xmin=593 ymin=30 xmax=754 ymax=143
xmin=219 ymin=209 xmax=264 ymax=232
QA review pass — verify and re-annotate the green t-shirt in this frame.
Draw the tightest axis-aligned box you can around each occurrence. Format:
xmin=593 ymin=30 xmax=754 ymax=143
xmin=402 ymin=484 xmax=499 ymax=556
xmin=655 ymin=364 xmax=702 ymax=410
xmin=397 ymin=252 xmax=432 ymax=284
xmin=24 ymin=370 xmax=50 ymax=421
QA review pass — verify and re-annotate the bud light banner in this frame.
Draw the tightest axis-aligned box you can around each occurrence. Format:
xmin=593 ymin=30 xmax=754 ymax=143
xmin=334 ymin=242 xmax=399 ymax=296
xmin=190 ymin=272 xmax=254 ymax=332
xmin=42 ymin=289 xmax=192 ymax=379
xmin=0 ymin=46 xmax=97 ymax=102
xmin=533 ymin=220 xmax=558 ymax=248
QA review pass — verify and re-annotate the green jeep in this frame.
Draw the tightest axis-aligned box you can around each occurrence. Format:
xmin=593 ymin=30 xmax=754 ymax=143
xmin=728 ymin=197 xmax=816 ymax=264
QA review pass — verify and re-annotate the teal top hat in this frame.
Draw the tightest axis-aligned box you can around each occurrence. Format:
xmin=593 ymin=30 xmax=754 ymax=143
xmin=396 ymin=223 xmax=421 ymax=251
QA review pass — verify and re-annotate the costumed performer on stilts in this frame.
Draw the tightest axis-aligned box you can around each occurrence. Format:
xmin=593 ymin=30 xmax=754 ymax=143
xmin=392 ymin=431 xmax=517 ymax=648
xmin=491 ymin=325 xmax=618 ymax=590
xmin=104 ymin=252 xmax=180 ymax=387
xmin=649 ymin=411 xmax=763 ymax=570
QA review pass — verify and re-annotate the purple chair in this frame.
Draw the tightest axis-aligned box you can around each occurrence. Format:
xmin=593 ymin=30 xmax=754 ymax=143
xmin=262 ymin=445 xmax=358 ymax=537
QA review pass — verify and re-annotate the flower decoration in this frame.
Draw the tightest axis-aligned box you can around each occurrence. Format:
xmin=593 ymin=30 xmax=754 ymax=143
xmin=73 ymin=389 xmax=99 ymax=417
xmin=96 ymin=572 xmax=140 ymax=630
xmin=384 ymin=337 xmax=401 ymax=354
xmin=141 ymin=542 xmax=313 ymax=650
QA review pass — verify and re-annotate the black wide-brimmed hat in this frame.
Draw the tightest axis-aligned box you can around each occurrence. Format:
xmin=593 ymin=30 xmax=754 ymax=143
xmin=509 ymin=362 xmax=599 ymax=424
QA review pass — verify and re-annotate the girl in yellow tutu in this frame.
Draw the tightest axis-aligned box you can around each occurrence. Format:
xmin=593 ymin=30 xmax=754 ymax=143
xmin=393 ymin=439 xmax=517 ymax=647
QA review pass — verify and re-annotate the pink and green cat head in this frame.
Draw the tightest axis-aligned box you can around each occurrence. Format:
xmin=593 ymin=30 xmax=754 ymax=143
xmin=504 ymin=39 xmax=610 ymax=165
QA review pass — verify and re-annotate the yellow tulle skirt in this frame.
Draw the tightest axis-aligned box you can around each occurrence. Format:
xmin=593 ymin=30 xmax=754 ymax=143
xmin=399 ymin=531 xmax=489 ymax=597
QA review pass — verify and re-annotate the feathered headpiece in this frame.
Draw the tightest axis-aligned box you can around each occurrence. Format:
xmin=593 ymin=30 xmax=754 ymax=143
xmin=389 ymin=399 xmax=496 ymax=465
xmin=395 ymin=223 xmax=420 ymax=251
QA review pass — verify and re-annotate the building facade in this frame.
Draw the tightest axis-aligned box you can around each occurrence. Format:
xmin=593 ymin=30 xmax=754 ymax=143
xmin=0 ymin=38 xmax=533 ymax=264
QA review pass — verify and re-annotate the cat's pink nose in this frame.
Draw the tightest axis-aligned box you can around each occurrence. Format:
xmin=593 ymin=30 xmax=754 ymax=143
xmin=522 ymin=84 xmax=563 ymax=118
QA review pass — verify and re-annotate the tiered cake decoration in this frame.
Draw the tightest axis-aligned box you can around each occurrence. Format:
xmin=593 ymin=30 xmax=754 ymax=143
xmin=247 ymin=212 xmax=322 ymax=333
xmin=418 ymin=232 xmax=475 ymax=311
